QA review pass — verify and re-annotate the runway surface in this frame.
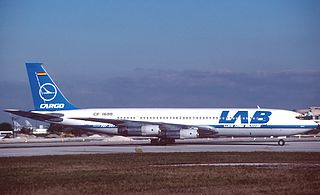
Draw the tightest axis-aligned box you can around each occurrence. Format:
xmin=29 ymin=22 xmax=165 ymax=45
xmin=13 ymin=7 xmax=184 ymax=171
xmin=1 ymin=138 xmax=319 ymax=157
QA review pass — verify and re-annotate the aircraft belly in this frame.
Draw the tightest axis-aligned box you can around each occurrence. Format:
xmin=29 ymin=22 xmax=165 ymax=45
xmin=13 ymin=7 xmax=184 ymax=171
xmin=216 ymin=128 xmax=310 ymax=137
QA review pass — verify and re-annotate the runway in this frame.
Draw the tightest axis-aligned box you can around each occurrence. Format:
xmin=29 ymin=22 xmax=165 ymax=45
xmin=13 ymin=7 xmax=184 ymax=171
xmin=1 ymin=138 xmax=319 ymax=157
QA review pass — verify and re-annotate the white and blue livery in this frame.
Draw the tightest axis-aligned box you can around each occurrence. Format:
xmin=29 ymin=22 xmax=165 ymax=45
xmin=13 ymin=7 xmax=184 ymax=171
xmin=5 ymin=63 xmax=318 ymax=145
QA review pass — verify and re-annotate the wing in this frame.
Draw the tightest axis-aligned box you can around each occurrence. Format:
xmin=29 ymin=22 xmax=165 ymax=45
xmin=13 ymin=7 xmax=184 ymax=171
xmin=71 ymin=117 xmax=218 ymax=138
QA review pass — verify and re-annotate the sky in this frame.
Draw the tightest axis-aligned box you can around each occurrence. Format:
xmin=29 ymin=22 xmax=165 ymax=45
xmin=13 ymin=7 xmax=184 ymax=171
xmin=0 ymin=0 xmax=319 ymax=122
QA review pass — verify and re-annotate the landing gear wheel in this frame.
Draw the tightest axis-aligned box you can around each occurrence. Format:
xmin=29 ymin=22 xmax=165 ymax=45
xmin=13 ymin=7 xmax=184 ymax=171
xmin=278 ymin=139 xmax=285 ymax=146
xmin=150 ymin=138 xmax=175 ymax=145
xmin=161 ymin=138 xmax=175 ymax=144
xmin=150 ymin=139 xmax=159 ymax=145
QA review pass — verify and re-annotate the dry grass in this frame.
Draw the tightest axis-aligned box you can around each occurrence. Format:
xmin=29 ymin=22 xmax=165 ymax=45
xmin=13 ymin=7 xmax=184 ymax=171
xmin=1 ymin=152 xmax=320 ymax=194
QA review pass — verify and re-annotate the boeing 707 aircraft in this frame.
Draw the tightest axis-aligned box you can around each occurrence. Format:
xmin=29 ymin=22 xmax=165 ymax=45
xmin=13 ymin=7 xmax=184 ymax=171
xmin=5 ymin=63 xmax=318 ymax=146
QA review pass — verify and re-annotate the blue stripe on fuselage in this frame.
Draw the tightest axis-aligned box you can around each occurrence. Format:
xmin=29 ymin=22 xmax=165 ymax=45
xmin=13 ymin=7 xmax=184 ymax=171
xmin=211 ymin=125 xmax=317 ymax=129
xmin=69 ymin=124 xmax=317 ymax=129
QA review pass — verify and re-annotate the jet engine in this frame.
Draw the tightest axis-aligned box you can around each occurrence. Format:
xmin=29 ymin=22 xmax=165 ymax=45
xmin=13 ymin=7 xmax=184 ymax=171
xmin=180 ymin=128 xmax=199 ymax=139
xmin=118 ymin=125 xmax=160 ymax=136
xmin=165 ymin=128 xmax=199 ymax=139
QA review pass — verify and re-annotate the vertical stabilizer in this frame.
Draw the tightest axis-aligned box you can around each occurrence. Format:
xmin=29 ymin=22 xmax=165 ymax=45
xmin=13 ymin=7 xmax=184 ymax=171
xmin=26 ymin=63 xmax=77 ymax=111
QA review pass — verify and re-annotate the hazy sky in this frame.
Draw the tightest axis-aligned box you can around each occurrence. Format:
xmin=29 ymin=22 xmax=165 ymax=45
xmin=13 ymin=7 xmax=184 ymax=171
xmin=0 ymin=0 xmax=319 ymax=122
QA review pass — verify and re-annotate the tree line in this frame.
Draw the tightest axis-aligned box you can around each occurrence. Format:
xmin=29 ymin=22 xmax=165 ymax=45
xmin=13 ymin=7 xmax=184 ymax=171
xmin=0 ymin=122 xmax=13 ymax=131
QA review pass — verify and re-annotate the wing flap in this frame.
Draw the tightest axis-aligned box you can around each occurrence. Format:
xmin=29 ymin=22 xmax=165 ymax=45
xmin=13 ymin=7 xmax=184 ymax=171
xmin=70 ymin=117 xmax=130 ymax=126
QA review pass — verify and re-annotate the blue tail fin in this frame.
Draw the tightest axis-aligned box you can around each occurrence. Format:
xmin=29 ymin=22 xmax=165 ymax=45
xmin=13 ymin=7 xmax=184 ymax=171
xmin=26 ymin=63 xmax=78 ymax=111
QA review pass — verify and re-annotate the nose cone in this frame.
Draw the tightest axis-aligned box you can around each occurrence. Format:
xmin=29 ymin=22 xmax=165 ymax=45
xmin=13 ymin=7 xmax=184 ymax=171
xmin=296 ymin=112 xmax=320 ymax=129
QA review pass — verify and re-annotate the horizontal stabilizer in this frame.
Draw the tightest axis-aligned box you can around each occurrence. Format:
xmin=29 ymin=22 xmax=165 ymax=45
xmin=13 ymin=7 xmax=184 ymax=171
xmin=4 ymin=109 xmax=63 ymax=122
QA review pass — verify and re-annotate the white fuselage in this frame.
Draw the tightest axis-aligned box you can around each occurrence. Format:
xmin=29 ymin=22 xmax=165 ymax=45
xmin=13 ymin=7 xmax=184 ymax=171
xmin=36 ymin=108 xmax=318 ymax=137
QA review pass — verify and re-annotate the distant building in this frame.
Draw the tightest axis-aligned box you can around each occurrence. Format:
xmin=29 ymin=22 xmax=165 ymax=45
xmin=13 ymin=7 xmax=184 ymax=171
xmin=294 ymin=107 xmax=320 ymax=124
xmin=310 ymin=107 xmax=320 ymax=116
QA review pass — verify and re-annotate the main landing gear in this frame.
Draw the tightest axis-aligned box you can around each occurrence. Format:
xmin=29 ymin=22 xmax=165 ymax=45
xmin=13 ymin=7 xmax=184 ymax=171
xmin=150 ymin=138 xmax=175 ymax=145
xmin=278 ymin=139 xmax=285 ymax=146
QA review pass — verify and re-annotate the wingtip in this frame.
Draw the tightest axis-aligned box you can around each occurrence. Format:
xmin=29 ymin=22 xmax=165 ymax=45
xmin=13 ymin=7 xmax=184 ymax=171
xmin=4 ymin=109 xmax=20 ymax=113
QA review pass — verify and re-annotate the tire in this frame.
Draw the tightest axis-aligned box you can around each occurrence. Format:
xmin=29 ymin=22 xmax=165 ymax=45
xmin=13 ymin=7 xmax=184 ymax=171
xmin=278 ymin=139 xmax=285 ymax=146
xmin=150 ymin=139 xmax=159 ymax=145
xmin=161 ymin=138 xmax=175 ymax=144
xmin=150 ymin=138 xmax=175 ymax=145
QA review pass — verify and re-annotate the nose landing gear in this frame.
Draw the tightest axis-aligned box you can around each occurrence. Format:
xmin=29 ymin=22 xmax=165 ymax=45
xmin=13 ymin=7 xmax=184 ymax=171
xmin=278 ymin=139 xmax=285 ymax=146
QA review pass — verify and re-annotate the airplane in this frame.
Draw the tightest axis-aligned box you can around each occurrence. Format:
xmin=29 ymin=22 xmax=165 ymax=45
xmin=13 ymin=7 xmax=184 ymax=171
xmin=4 ymin=63 xmax=319 ymax=146
xmin=25 ymin=120 xmax=33 ymax=129
xmin=13 ymin=120 xmax=22 ymax=132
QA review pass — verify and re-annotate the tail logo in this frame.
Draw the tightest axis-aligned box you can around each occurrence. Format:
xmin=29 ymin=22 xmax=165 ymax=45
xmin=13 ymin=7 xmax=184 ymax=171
xmin=39 ymin=83 xmax=57 ymax=102
xmin=26 ymin=63 xmax=76 ymax=110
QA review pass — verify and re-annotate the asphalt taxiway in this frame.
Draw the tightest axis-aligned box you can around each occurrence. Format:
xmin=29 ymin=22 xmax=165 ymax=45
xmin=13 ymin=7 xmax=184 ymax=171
xmin=0 ymin=138 xmax=319 ymax=157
